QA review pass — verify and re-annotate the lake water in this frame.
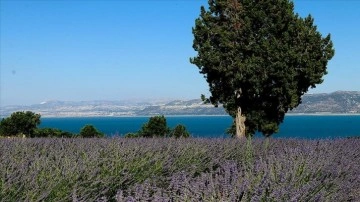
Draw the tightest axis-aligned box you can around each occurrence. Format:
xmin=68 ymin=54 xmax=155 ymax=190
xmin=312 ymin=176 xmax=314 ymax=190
xmin=39 ymin=115 xmax=360 ymax=139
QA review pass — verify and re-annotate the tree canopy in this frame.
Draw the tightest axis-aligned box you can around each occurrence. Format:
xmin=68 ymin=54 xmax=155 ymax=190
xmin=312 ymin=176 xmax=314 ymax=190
xmin=126 ymin=116 xmax=190 ymax=138
xmin=0 ymin=111 xmax=105 ymax=138
xmin=80 ymin=124 xmax=105 ymax=138
xmin=138 ymin=115 xmax=170 ymax=137
xmin=170 ymin=124 xmax=190 ymax=138
xmin=191 ymin=0 xmax=334 ymax=137
xmin=0 ymin=111 xmax=41 ymax=137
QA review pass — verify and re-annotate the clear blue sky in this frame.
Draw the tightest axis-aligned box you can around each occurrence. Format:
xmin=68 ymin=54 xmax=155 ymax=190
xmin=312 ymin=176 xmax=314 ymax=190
xmin=1 ymin=0 xmax=359 ymax=106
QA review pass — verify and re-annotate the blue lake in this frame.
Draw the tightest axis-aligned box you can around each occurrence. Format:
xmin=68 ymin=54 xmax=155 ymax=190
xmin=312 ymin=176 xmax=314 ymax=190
xmin=39 ymin=115 xmax=360 ymax=139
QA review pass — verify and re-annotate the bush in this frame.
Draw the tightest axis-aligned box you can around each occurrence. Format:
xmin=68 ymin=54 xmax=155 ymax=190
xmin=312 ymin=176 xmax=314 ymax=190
xmin=0 ymin=111 xmax=41 ymax=137
xmin=34 ymin=128 xmax=74 ymax=138
xmin=170 ymin=124 xmax=190 ymax=138
xmin=124 ymin=133 xmax=140 ymax=138
xmin=79 ymin=125 xmax=104 ymax=138
xmin=138 ymin=115 xmax=170 ymax=137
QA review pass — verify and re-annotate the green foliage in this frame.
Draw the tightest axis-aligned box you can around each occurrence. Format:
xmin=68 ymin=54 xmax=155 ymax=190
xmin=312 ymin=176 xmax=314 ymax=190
xmin=170 ymin=124 xmax=190 ymax=138
xmin=124 ymin=133 xmax=140 ymax=138
xmin=0 ymin=111 xmax=103 ymax=138
xmin=0 ymin=111 xmax=41 ymax=137
xmin=226 ymin=122 xmax=236 ymax=137
xmin=130 ymin=117 xmax=190 ymax=138
xmin=138 ymin=115 xmax=170 ymax=137
xmin=79 ymin=125 xmax=104 ymax=138
xmin=34 ymin=128 xmax=74 ymax=138
xmin=191 ymin=0 xmax=334 ymax=136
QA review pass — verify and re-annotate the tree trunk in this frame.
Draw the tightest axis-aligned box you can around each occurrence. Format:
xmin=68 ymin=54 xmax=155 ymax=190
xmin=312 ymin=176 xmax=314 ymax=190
xmin=235 ymin=106 xmax=246 ymax=138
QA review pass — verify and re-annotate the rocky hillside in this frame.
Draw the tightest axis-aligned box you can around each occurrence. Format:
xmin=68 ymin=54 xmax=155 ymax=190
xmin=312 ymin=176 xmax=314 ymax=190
xmin=290 ymin=91 xmax=360 ymax=114
xmin=137 ymin=100 xmax=226 ymax=116
xmin=1 ymin=91 xmax=359 ymax=117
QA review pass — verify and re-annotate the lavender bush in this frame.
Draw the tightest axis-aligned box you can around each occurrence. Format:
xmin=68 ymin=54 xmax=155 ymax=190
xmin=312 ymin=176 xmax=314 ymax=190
xmin=0 ymin=138 xmax=359 ymax=201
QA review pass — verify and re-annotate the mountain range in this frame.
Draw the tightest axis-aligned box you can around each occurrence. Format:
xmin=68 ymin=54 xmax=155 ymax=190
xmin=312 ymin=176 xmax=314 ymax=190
xmin=1 ymin=91 xmax=359 ymax=117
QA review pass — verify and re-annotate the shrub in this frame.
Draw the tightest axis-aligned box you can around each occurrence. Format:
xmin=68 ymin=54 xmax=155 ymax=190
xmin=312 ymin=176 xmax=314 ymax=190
xmin=124 ymin=133 xmax=140 ymax=138
xmin=79 ymin=125 xmax=104 ymax=138
xmin=138 ymin=115 xmax=170 ymax=137
xmin=170 ymin=124 xmax=190 ymax=138
xmin=34 ymin=128 xmax=74 ymax=138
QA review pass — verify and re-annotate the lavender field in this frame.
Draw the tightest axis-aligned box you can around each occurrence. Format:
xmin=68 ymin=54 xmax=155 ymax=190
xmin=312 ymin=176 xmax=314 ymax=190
xmin=0 ymin=138 xmax=359 ymax=201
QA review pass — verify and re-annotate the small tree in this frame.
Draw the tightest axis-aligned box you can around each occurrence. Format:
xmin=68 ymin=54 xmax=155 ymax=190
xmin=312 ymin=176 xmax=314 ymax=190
xmin=79 ymin=125 xmax=104 ymax=138
xmin=170 ymin=124 xmax=190 ymax=138
xmin=0 ymin=111 xmax=41 ymax=137
xmin=139 ymin=115 xmax=170 ymax=137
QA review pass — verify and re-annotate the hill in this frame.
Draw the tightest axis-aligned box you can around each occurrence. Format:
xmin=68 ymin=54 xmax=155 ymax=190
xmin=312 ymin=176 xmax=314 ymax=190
xmin=1 ymin=91 xmax=359 ymax=117
xmin=290 ymin=91 xmax=360 ymax=114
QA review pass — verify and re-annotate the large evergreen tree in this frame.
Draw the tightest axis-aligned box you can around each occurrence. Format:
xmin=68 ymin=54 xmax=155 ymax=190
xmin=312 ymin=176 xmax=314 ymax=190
xmin=191 ymin=0 xmax=334 ymax=137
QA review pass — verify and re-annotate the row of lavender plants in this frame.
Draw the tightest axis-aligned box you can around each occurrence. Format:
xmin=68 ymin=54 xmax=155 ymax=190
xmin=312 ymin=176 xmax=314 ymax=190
xmin=0 ymin=137 xmax=359 ymax=201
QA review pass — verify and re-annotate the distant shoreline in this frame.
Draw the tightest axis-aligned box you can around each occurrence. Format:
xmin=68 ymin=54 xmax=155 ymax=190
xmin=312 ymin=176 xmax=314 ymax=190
xmin=2 ymin=113 xmax=360 ymax=119
xmin=38 ymin=114 xmax=230 ymax=118
xmin=287 ymin=113 xmax=360 ymax=116
xmin=36 ymin=113 xmax=360 ymax=118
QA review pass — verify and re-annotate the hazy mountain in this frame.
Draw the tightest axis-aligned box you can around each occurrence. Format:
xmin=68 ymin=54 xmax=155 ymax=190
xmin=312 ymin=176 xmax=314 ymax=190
xmin=137 ymin=99 xmax=226 ymax=116
xmin=1 ymin=91 xmax=359 ymax=117
xmin=290 ymin=91 xmax=360 ymax=114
